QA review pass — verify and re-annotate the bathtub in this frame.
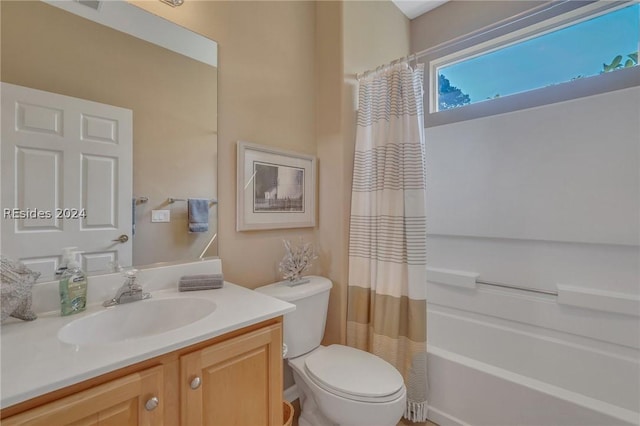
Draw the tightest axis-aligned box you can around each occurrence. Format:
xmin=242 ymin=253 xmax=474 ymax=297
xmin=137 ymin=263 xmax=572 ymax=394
xmin=426 ymin=268 xmax=639 ymax=426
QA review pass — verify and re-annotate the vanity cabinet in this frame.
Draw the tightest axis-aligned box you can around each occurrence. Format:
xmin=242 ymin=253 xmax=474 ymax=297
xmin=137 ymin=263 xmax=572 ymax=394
xmin=2 ymin=366 xmax=164 ymax=426
xmin=181 ymin=323 xmax=283 ymax=425
xmin=2 ymin=319 xmax=283 ymax=426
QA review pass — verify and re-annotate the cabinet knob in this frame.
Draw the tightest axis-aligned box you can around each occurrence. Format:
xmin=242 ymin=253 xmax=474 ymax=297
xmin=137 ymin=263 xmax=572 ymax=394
xmin=145 ymin=396 xmax=159 ymax=411
xmin=190 ymin=376 xmax=202 ymax=390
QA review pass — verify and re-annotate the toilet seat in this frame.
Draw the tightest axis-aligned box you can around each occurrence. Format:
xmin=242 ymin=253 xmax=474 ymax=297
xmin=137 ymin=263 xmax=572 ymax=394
xmin=303 ymin=345 xmax=405 ymax=403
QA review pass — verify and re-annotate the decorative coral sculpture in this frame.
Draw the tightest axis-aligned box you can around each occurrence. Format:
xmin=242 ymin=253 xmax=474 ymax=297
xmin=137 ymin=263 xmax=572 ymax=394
xmin=1 ymin=256 xmax=40 ymax=322
xmin=278 ymin=239 xmax=317 ymax=284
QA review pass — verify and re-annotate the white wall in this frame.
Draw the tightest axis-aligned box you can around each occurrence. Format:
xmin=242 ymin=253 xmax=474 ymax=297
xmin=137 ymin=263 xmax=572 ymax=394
xmin=427 ymin=87 xmax=640 ymax=247
xmin=425 ymin=87 xmax=640 ymax=425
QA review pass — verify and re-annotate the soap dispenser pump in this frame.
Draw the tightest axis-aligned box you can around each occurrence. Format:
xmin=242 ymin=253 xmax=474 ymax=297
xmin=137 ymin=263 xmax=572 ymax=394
xmin=55 ymin=246 xmax=78 ymax=279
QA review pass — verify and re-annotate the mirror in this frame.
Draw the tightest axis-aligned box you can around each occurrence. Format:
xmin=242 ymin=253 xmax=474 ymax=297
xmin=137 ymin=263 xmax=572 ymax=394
xmin=0 ymin=0 xmax=218 ymax=281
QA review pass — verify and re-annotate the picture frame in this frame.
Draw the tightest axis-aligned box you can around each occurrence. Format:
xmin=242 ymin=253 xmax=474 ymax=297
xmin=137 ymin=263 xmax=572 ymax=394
xmin=237 ymin=141 xmax=316 ymax=231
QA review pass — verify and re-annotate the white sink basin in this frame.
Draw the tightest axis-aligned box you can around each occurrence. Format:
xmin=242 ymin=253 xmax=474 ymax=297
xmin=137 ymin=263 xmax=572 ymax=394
xmin=58 ymin=297 xmax=216 ymax=345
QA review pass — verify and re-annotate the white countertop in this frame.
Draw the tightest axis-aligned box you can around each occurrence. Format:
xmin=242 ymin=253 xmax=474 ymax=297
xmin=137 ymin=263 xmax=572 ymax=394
xmin=0 ymin=282 xmax=295 ymax=408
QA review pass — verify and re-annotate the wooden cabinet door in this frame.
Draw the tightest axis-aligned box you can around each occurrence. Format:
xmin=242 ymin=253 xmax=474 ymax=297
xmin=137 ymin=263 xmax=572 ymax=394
xmin=3 ymin=366 xmax=163 ymax=426
xmin=181 ymin=323 xmax=283 ymax=426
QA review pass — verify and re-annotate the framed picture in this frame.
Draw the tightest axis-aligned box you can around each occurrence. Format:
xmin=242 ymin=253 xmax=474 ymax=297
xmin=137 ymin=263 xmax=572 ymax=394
xmin=237 ymin=141 xmax=316 ymax=231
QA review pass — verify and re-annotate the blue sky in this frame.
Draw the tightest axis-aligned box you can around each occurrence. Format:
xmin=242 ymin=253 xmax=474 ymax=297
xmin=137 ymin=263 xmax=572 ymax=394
xmin=440 ymin=4 xmax=640 ymax=103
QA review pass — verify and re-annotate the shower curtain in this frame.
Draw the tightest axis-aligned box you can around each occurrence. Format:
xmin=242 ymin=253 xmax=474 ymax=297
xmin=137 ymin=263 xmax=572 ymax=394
xmin=347 ymin=62 xmax=428 ymax=422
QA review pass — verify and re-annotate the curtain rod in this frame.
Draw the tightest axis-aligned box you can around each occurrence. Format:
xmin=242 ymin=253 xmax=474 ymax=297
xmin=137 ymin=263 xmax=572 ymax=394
xmin=356 ymin=0 xmax=579 ymax=81
xmin=356 ymin=53 xmax=418 ymax=80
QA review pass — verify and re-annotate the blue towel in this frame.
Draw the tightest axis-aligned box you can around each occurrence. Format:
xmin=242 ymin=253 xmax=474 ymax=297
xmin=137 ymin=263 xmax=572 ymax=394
xmin=132 ymin=198 xmax=136 ymax=236
xmin=188 ymin=198 xmax=209 ymax=233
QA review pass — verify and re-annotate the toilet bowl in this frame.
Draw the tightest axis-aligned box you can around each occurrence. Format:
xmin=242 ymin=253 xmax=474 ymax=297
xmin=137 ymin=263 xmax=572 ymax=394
xmin=255 ymin=276 xmax=407 ymax=426
xmin=289 ymin=345 xmax=406 ymax=426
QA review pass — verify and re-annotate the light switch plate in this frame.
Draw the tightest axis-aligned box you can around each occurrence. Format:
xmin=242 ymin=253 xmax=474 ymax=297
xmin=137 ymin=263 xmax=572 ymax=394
xmin=151 ymin=210 xmax=170 ymax=223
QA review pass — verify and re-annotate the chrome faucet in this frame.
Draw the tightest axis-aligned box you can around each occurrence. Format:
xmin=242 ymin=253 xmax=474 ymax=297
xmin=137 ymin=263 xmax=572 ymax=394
xmin=103 ymin=269 xmax=151 ymax=307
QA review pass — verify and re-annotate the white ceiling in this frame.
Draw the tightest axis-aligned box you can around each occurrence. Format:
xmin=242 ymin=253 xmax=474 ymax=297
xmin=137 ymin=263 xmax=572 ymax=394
xmin=392 ymin=0 xmax=449 ymax=20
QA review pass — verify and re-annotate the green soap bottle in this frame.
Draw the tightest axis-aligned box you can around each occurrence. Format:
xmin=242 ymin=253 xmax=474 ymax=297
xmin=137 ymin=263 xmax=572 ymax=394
xmin=59 ymin=253 xmax=87 ymax=316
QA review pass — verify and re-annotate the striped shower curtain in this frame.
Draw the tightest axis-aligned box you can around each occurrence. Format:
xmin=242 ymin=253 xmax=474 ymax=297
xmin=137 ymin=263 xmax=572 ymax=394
xmin=347 ymin=62 xmax=428 ymax=422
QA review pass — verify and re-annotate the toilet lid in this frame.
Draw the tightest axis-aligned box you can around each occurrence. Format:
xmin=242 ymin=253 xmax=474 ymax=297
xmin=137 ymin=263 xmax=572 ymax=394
xmin=304 ymin=345 xmax=404 ymax=400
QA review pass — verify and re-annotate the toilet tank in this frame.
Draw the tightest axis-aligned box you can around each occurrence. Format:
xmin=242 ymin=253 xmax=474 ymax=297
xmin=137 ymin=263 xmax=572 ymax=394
xmin=255 ymin=276 xmax=332 ymax=358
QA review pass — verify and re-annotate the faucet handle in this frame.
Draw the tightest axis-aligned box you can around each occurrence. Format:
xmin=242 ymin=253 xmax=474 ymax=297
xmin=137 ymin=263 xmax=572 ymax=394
xmin=103 ymin=268 xmax=149 ymax=307
xmin=122 ymin=269 xmax=140 ymax=290
xmin=123 ymin=269 xmax=138 ymax=279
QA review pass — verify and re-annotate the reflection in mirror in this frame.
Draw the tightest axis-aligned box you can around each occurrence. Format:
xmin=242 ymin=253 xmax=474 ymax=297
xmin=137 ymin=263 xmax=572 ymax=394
xmin=0 ymin=0 xmax=218 ymax=281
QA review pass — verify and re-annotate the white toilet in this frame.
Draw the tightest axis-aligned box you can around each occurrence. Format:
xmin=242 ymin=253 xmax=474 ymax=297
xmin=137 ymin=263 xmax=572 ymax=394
xmin=256 ymin=276 xmax=406 ymax=426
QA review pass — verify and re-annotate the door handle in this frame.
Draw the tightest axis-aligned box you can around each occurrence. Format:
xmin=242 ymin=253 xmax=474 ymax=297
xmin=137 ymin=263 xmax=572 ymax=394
xmin=112 ymin=234 xmax=129 ymax=243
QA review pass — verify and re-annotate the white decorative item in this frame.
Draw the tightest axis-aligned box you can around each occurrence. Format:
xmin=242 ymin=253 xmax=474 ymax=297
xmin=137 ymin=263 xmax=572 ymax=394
xmin=279 ymin=239 xmax=317 ymax=284
xmin=1 ymin=257 xmax=40 ymax=322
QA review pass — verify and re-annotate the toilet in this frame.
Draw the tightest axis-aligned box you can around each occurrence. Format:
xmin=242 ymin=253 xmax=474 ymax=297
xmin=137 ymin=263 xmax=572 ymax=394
xmin=256 ymin=276 xmax=406 ymax=426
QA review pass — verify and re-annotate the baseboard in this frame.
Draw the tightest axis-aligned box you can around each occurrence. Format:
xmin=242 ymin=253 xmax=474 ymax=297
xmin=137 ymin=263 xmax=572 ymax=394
xmin=427 ymin=406 xmax=471 ymax=426
xmin=284 ymin=384 xmax=299 ymax=403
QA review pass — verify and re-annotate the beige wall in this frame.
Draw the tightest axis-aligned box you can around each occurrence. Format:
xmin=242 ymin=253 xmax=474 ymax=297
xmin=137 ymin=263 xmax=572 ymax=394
xmin=316 ymin=1 xmax=346 ymax=346
xmin=132 ymin=1 xmax=318 ymax=287
xmin=135 ymin=0 xmax=409 ymax=345
xmin=1 ymin=1 xmax=217 ymax=271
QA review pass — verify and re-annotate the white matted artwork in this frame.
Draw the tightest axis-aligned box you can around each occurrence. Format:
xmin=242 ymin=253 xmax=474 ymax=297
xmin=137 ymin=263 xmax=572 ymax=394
xmin=237 ymin=141 xmax=316 ymax=231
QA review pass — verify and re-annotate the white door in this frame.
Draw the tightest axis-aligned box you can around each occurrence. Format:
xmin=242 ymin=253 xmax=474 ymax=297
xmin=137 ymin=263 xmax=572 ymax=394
xmin=1 ymin=82 xmax=133 ymax=278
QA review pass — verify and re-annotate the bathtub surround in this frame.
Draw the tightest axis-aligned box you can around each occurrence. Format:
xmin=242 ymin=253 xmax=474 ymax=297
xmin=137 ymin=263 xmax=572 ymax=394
xmin=347 ymin=62 xmax=428 ymax=422
xmin=422 ymin=87 xmax=640 ymax=426
xmin=412 ymin=2 xmax=640 ymax=425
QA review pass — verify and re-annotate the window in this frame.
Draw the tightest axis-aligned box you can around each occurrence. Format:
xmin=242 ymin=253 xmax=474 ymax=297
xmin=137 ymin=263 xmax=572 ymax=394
xmin=433 ymin=2 xmax=639 ymax=112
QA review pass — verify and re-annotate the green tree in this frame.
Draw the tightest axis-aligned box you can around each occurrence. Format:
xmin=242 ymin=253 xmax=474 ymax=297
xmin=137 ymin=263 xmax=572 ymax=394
xmin=438 ymin=74 xmax=471 ymax=110
xmin=602 ymin=52 xmax=638 ymax=73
